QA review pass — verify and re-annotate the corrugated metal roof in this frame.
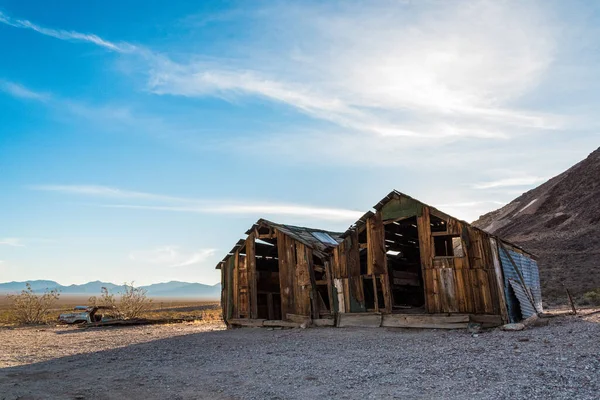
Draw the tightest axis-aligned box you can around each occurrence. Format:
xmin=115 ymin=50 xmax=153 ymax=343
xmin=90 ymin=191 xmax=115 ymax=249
xmin=310 ymin=231 xmax=339 ymax=246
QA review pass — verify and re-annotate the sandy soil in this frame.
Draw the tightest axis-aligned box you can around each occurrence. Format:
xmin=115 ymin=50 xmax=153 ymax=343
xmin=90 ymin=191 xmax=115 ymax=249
xmin=1 ymin=314 xmax=599 ymax=400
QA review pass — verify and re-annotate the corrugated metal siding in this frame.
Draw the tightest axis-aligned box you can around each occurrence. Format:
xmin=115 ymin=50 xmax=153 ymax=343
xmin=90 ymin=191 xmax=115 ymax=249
xmin=498 ymin=245 xmax=542 ymax=322
xmin=509 ymin=279 xmax=537 ymax=319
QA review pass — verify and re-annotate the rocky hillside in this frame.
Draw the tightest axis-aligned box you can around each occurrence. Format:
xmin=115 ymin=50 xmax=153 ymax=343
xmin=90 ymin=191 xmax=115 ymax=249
xmin=473 ymin=147 xmax=600 ymax=301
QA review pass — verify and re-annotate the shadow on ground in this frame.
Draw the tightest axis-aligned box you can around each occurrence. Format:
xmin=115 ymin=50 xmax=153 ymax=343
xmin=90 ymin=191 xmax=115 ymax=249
xmin=1 ymin=316 xmax=599 ymax=400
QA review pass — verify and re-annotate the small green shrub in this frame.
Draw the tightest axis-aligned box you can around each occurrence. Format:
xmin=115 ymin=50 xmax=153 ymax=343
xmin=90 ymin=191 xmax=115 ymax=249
xmin=582 ymin=288 xmax=600 ymax=306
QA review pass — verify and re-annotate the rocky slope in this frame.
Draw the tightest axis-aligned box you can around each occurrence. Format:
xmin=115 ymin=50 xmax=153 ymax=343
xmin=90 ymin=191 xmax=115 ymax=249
xmin=473 ymin=147 xmax=600 ymax=301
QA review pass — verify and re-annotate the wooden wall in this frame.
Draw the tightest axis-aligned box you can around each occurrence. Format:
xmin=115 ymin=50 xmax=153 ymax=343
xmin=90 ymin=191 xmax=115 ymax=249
xmin=415 ymin=205 xmax=503 ymax=315
xmin=331 ymin=197 xmax=506 ymax=317
xmin=276 ymin=230 xmax=314 ymax=318
xmin=330 ymin=212 xmax=392 ymax=314
xmin=223 ymin=227 xmax=318 ymax=324
xmin=222 ymin=196 xmax=508 ymax=324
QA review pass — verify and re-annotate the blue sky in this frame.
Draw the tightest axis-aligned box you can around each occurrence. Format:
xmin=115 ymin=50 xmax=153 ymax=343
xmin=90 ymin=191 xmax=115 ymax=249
xmin=0 ymin=0 xmax=598 ymax=286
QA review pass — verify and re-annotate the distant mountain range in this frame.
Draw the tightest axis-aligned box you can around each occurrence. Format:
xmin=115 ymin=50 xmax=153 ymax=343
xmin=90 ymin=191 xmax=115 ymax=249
xmin=0 ymin=280 xmax=221 ymax=299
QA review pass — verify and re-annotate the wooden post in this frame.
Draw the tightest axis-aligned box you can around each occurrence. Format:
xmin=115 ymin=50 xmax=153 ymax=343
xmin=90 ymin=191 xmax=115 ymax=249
xmin=563 ymin=284 xmax=577 ymax=315
xmin=246 ymin=233 xmax=258 ymax=319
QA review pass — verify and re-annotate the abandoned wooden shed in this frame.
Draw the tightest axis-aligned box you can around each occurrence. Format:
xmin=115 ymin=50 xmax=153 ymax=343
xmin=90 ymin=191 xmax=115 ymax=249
xmin=217 ymin=191 xmax=542 ymax=329
xmin=217 ymin=219 xmax=343 ymax=327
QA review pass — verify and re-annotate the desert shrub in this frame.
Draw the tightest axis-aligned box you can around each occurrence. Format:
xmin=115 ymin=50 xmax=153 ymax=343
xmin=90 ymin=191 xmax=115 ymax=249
xmin=582 ymin=288 xmax=600 ymax=306
xmin=6 ymin=283 xmax=60 ymax=324
xmin=91 ymin=283 xmax=151 ymax=320
xmin=118 ymin=283 xmax=152 ymax=319
xmin=88 ymin=287 xmax=120 ymax=317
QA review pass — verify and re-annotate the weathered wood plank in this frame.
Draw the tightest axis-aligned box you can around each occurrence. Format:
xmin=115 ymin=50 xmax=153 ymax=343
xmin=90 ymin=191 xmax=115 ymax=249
xmin=246 ymin=233 xmax=258 ymax=319
xmin=233 ymin=249 xmax=239 ymax=319
xmin=440 ymin=268 xmax=459 ymax=313
xmin=380 ymin=274 xmax=392 ymax=313
xmin=229 ymin=318 xmax=265 ymax=327
xmin=349 ymin=275 xmax=366 ymax=312
xmin=277 ymin=230 xmax=292 ymax=319
xmin=263 ymin=320 xmax=302 ymax=328
xmin=367 ymin=212 xmax=386 ymax=275
xmin=294 ymin=241 xmax=312 ymax=317
xmin=313 ymin=318 xmax=335 ymax=327
xmin=489 ymin=238 xmax=509 ymax=323
xmin=286 ymin=313 xmax=311 ymax=324
xmin=417 ymin=207 xmax=433 ymax=269
xmin=337 ymin=313 xmax=382 ymax=328
xmin=346 ymin=231 xmax=360 ymax=276
xmin=382 ymin=314 xmax=469 ymax=329
xmin=325 ymin=260 xmax=335 ymax=314
xmin=333 ymin=278 xmax=345 ymax=313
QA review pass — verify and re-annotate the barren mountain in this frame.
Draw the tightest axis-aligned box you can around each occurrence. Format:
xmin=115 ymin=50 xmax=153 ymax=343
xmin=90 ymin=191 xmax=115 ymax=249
xmin=473 ymin=147 xmax=600 ymax=301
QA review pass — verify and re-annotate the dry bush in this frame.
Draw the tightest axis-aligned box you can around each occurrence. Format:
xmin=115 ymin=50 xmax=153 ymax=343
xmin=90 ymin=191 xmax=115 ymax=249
xmin=119 ymin=283 xmax=152 ymax=319
xmin=88 ymin=287 xmax=120 ymax=318
xmin=6 ymin=283 xmax=61 ymax=325
xmin=90 ymin=283 xmax=152 ymax=320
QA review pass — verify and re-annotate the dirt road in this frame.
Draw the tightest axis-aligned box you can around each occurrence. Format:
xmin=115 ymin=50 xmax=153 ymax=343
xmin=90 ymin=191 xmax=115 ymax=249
xmin=1 ymin=315 xmax=599 ymax=399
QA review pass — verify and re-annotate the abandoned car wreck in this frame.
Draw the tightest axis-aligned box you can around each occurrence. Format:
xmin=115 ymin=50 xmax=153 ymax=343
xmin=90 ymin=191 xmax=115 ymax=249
xmin=217 ymin=191 xmax=543 ymax=329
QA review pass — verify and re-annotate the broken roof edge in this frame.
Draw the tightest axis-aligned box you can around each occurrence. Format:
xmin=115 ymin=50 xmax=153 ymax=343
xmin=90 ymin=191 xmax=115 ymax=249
xmin=244 ymin=218 xmax=344 ymax=236
xmin=216 ymin=218 xmax=345 ymax=269
xmin=342 ymin=189 xmax=537 ymax=258
xmin=215 ymin=239 xmax=246 ymax=269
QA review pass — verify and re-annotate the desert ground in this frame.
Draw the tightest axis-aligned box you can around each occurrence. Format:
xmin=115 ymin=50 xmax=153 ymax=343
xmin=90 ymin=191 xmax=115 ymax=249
xmin=0 ymin=311 xmax=599 ymax=400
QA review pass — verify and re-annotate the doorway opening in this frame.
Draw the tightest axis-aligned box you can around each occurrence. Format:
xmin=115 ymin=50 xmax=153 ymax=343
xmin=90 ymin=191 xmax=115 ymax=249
xmin=384 ymin=216 xmax=425 ymax=312
xmin=254 ymin=234 xmax=282 ymax=320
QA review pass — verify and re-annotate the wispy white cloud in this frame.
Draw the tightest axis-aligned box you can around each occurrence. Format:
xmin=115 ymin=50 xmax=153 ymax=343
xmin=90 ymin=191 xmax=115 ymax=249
xmin=147 ymin=1 xmax=562 ymax=141
xmin=30 ymin=184 xmax=363 ymax=222
xmin=0 ymin=11 xmax=135 ymax=53
xmin=0 ymin=80 xmax=49 ymax=101
xmin=30 ymin=184 xmax=185 ymax=202
xmin=4 ymin=3 xmax=561 ymax=142
xmin=103 ymin=203 xmax=362 ymax=221
xmin=0 ymin=238 xmax=25 ymax=247
xmin=129 ymin=246 xmax=216 ymax=268
xmin=472 ymin=176 xmax=548 ymax=189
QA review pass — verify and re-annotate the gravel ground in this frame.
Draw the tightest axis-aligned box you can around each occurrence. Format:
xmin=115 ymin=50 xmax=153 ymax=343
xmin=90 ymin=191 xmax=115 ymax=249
xmin=0 ymin=314 xmax=599 ymax=400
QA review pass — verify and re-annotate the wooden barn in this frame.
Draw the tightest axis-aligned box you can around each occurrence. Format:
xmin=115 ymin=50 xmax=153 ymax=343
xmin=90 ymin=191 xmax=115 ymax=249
xmin=217 ymin=191 xmax=542 ymax=329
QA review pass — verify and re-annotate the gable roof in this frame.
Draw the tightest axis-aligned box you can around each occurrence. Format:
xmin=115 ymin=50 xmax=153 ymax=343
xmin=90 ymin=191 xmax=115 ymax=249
xmin=342 ymin=190 xmax=535 ymax=257
xmin=216 ymin=190 xmax=535 ymax=271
